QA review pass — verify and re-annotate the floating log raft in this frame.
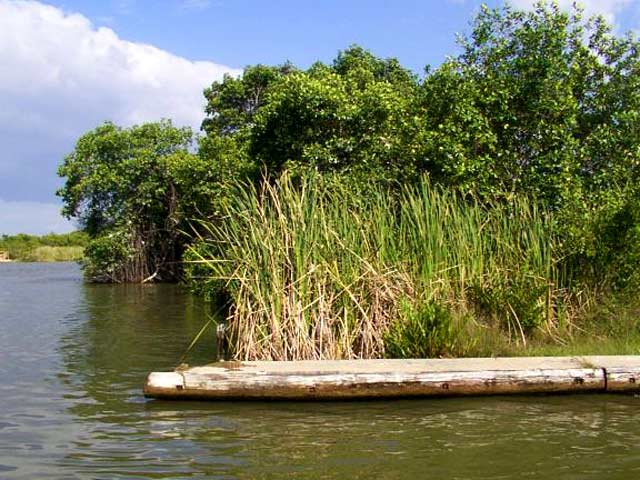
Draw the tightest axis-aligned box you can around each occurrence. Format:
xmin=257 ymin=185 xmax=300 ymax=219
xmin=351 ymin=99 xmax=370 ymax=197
xmin=144 ymin=356 xmax=640 ymax=401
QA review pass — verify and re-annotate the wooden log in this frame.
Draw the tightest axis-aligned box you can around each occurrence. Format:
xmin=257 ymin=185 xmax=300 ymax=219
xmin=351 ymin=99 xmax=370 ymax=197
xmin=584 ymin=355 xmax=640 ymax=392
xmin=605 ymin=367 xmax=640 ymax=391
xmin=144 ymin=357 xmax=613 ymax=400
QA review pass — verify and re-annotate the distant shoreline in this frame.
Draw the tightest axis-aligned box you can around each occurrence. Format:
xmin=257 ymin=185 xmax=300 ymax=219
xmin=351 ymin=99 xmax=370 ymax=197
xmin=0 ymin=246 xmax=84 ymax=262
xmin=0 ymin=232 xmax=86 ymax=262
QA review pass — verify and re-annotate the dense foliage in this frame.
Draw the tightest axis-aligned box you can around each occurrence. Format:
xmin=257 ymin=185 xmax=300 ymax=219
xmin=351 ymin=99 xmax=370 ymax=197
xmin=57 ymin=1 xmax=640 ymax=358
xmin=189 ymin=173 xmax=558 ymax=360
xmin=419 ymin=3 xmax=640 ymax=288
xmin=57 ymin=121 xmax=220 ymax=281
xmin=200 ymin=46 xmax=423 ymax=185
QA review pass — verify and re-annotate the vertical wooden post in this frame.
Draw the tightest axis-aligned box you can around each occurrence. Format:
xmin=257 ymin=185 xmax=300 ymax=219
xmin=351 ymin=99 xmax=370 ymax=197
xmin=216 ymin=323 xmax=227 ymax=361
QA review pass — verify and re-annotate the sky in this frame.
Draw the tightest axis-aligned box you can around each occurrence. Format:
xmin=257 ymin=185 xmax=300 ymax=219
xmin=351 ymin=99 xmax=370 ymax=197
xmin=1 ymin=0 xmax=640 ymax=235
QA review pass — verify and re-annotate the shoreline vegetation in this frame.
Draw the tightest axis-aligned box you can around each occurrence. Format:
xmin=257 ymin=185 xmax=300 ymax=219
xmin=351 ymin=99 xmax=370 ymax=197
xmin=55 ymin=2 xmax=640 ymax=360
xmin=186 ymin=174 xmax=640 ymax=360
xmin=188 ymin=174 xmax=560 ymax=360
xmin=0 ymin=232 xmax=87 ymax=262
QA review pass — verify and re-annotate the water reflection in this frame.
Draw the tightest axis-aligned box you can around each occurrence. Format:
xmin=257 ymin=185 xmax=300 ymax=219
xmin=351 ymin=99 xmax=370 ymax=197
xmin=2 ymin=264 xmax=640 ymax=479
xmin=137 ymin=396 xmax=640 ymax=479
xmin=56 ymin=280 xmax=225 ymax=476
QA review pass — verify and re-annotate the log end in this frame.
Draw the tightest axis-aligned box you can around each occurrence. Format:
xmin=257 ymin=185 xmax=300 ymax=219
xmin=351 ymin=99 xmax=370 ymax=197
xmin=144 ymin=371 xmax=185 ymax=398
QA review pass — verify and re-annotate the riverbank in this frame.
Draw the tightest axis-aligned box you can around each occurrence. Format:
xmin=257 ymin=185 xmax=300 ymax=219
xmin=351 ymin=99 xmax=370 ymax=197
xmin=144 ymin=355 xmax=640 ymax=400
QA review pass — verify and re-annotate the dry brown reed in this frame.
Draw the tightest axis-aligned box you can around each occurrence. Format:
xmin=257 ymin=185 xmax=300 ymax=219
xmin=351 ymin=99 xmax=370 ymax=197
xmin=189 ymin=173 xmax=572 ymax=360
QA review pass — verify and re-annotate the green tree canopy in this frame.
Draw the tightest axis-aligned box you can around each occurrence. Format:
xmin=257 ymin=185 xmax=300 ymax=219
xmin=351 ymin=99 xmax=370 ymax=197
xmin=57 ymin=120 xmax=218 ymax=282
xmin=201 ymin=63 xmax=296 ymax=138
xmin=420 ymin=1 xmax=640 ymax=204
xmin=201 ymin=46 xmax=422 ymax=183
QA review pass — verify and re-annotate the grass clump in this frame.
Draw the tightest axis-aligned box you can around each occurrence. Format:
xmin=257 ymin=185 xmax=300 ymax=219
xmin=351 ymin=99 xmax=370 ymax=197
xmin=188 ymin=173 xmax=568 ymax=360
xmin=384 ymin=299 xmax=458 ymax=358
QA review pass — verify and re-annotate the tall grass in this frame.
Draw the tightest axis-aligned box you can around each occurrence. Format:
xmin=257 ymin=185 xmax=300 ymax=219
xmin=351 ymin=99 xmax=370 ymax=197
xmin=188 ymin=173 xmax=574 ymax=360
xmin=22 ymin=246 xmax=85 ymax=262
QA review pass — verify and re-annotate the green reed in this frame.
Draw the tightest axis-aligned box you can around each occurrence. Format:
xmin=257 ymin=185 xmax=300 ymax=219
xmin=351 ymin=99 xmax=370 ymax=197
xmin=188 ymin=173 xmax=570 ymax=360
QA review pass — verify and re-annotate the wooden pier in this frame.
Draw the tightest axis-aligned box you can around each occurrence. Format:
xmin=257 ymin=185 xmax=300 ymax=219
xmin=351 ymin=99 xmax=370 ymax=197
xmin=144 ymin=356 xmax=640 ymax=400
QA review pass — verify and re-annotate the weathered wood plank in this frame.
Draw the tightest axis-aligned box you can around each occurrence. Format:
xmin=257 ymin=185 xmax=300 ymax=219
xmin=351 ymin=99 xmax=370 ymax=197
xmin=148 ymin=368 xmax=601 ymax=400
xmin=193 ymin=356 xmax=589 ymax=373
xmin=144 ymin=356 xmax=640 ymax=400
xmin=605 ymin=367 xmax=640 ymax=391
xmin=145 ymin=356 xmax=637 ymax=400
xmin=579 ymin=356 xmax=640 ymax=392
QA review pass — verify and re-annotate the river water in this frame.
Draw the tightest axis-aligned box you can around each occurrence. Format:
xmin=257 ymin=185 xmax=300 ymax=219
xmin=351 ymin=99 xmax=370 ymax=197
xmin=1 ymin=262 xmax=640 ymax=479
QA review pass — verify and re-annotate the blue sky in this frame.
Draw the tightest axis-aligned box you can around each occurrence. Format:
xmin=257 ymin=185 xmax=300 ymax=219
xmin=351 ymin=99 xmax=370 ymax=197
xmin=53 ymin=0 xmax=477 ymax=74
xmin=52 ymin=1 xmax=640 ymax=72
xmin=2 ymin=0 xmax=640 ymax=234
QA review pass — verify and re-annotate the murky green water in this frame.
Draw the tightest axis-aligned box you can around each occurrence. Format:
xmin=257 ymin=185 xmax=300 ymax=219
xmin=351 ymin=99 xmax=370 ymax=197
xmin=1 ymin=262 xmax=640 ymax=479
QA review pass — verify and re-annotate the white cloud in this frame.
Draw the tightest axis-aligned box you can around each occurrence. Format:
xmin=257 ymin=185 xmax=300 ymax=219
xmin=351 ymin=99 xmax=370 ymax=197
xmin=510 ymin=0 xmax=634 ymax=26
xmin=0 ymin=0 xmax=241 ymax=234
xmin=0 ymin=0 xmax=241 ymax=132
